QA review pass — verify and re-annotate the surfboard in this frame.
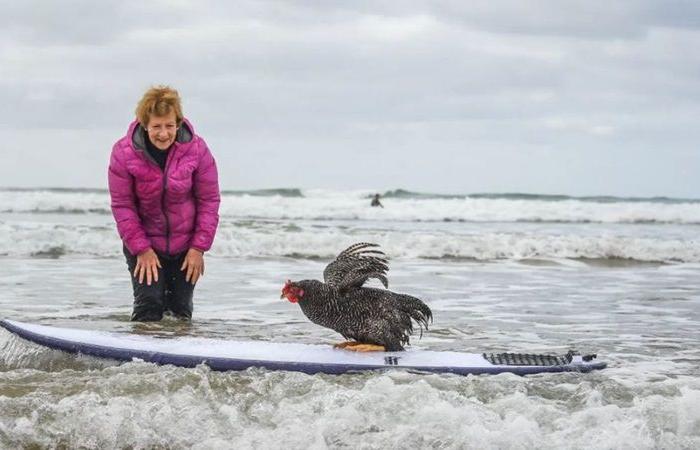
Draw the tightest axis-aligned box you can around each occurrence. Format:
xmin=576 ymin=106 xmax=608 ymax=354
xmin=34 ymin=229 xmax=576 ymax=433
xmin=0 ymin=319 xmax=606 ymax=375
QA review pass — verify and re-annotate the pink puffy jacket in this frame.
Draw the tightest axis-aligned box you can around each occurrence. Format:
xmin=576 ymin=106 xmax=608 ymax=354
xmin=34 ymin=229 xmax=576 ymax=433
xmin=108 ymin=119 xmax=220 ymax=256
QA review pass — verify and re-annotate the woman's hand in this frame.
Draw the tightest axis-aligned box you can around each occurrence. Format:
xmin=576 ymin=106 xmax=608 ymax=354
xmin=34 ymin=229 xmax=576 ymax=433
xmin=134 ymin=248 xmax=161 ymax=285
xmin=181 ymin=248 xmax=204 ymax=285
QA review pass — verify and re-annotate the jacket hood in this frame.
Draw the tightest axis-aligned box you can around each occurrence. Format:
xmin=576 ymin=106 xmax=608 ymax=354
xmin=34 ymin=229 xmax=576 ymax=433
xmin=129 ymin=118 xmax=194 ymax=151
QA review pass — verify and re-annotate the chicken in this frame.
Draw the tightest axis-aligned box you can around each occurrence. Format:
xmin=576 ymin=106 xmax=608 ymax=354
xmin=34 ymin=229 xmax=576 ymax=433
xmin=281 ymin=243 xmax=432 ymax=352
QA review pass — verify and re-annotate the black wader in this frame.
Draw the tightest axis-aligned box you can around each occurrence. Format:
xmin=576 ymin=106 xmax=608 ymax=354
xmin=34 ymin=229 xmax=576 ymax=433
xmin=123 ymin=246 xmax=194 ymax=321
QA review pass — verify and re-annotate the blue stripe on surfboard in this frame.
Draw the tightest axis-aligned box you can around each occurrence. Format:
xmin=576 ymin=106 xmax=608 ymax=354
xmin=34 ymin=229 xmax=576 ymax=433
xmin=0 ymin=319 xmax=607 ymax=375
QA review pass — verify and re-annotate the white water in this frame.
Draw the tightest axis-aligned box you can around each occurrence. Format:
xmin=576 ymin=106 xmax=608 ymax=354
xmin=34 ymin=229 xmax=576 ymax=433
xmin=1 ymin=189 xmax=699 ymax=448
xmin=2 ymin=189 xmax=700 ymax=224
xmin=1 ymin=188 xmax=699 ymax=263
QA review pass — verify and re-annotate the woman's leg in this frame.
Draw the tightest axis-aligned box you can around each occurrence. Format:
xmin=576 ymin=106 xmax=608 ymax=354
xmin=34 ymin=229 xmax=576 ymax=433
xmin=123 ymin=246 xmax=166 ymax=321
xmin=162 ymin=251 xmax=195 ymax=320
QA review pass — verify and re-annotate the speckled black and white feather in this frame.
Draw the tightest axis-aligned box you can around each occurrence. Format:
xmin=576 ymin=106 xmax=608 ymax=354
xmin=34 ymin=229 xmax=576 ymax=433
xmin=292 ymin=243 xmax=432 ymax=351
xmin=323 ymin=242 xmax=389 ymax=293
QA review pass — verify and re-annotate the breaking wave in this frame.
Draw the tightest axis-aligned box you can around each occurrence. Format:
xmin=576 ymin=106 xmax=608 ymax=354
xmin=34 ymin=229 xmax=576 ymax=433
xmin=0 ymin=220 xmax=697 ymax=263
xmin=3 ymin=189 xmax=699 ymax=224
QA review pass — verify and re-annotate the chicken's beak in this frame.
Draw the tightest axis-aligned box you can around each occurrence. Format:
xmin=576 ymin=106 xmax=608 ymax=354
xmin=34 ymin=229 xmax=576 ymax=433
xmin=280 ymin=293 xmax=286 ymax=300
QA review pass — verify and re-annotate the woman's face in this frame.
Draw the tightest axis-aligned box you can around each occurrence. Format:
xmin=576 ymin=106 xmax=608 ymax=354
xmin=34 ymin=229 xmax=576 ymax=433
xmin=146 ymin=111 xmax=178 ymax=150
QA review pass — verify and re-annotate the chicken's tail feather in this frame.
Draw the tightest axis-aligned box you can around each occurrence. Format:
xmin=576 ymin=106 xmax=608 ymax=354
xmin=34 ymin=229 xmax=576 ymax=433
xmin=337 ymin=242 xmax=383 ymax=257
xmin=397 ymin=294 xmax=433 ymax=340
xmin=325 ymin=242 xmax=391 ymax=291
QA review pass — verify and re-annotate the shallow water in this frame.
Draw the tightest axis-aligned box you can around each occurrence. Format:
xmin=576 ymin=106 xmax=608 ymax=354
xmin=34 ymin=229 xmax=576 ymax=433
xmin=1 ymin=256 xmax=699 ymax=448
xmin=1 ymin=189 xmax=699 ymax=448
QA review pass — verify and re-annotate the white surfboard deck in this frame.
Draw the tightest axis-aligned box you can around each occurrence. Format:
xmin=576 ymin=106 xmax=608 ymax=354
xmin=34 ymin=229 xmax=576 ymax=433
xmin=0 ymin=320 xmax=606 ymax=375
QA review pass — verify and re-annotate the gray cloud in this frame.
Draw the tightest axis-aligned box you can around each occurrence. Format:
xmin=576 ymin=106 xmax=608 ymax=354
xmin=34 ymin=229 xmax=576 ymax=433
xmin=0 ymin=0 xmax=698 ymax=196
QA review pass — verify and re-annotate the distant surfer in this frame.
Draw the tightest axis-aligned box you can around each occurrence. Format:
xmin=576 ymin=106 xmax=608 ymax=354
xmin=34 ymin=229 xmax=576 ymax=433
xmin=108 ymin=86 xmax=220 ymax=321
xmin=371 ymin=193 xmax=384 ymax=208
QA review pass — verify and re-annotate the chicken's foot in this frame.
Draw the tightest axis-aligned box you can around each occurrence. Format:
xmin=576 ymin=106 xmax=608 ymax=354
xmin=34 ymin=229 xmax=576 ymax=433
xmin=334 ymin=342 xmax=386 ymax=352
xmin=333 ymin=341 xmax=361 ymax=349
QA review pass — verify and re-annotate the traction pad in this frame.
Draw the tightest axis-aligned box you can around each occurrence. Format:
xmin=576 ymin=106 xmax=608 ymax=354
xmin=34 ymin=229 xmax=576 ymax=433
xmin=483 ymin=351 xmax=575 ymax=366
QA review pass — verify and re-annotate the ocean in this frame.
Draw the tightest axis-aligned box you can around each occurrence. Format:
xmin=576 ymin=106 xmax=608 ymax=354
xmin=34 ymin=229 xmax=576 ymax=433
xmin=1 ymin=188 xmax=698 ymax=449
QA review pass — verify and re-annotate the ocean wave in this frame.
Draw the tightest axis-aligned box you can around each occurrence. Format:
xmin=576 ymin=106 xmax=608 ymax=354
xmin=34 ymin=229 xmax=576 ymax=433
xmin=1 ymin=187 xmax=305 ymax=197
xmin=3 ymin=189 xmax=700 ymax=224
xmin=0 ymin=187 xmax=107 ymax=194
xmin=468 ymin=193 xmax=700 ymax=204
xmin=216 ymin=196 xmax=700 ymax=225
xmin=0 ymin=221 xmax=697 ymax=263
xmin=220 ymin=188 xmax=304 ymax=197
xmin=3 ymin=186 xmax=698 ymax=202
xmin=380 ymin=189 xmax=465 ymax=200
xmin=381 ymin=189 xmax=700 ymax=204
xmin=1 ymin=352 xmax=697 ymax=449
xmin=0 ymin=207 xmax=112 ymax=215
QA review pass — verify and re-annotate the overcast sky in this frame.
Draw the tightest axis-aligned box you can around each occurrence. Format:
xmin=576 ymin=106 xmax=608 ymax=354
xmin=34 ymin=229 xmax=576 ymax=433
xmin=1 ymin=0 xmax=698 ymax=197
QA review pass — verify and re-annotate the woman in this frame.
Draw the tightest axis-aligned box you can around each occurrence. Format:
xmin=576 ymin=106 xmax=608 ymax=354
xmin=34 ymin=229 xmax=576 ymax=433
xmin=108 ymin=86 xmax=220 ymax=321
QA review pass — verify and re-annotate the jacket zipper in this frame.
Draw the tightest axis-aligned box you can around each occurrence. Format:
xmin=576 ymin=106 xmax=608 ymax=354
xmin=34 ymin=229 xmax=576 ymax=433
xmin=162 ymin=150 xmax=172 ymax=255
xmin=141 ymin=152 xmax=170 ymax=254
xmin=136 ymin=125 xmax=175 ymax=255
